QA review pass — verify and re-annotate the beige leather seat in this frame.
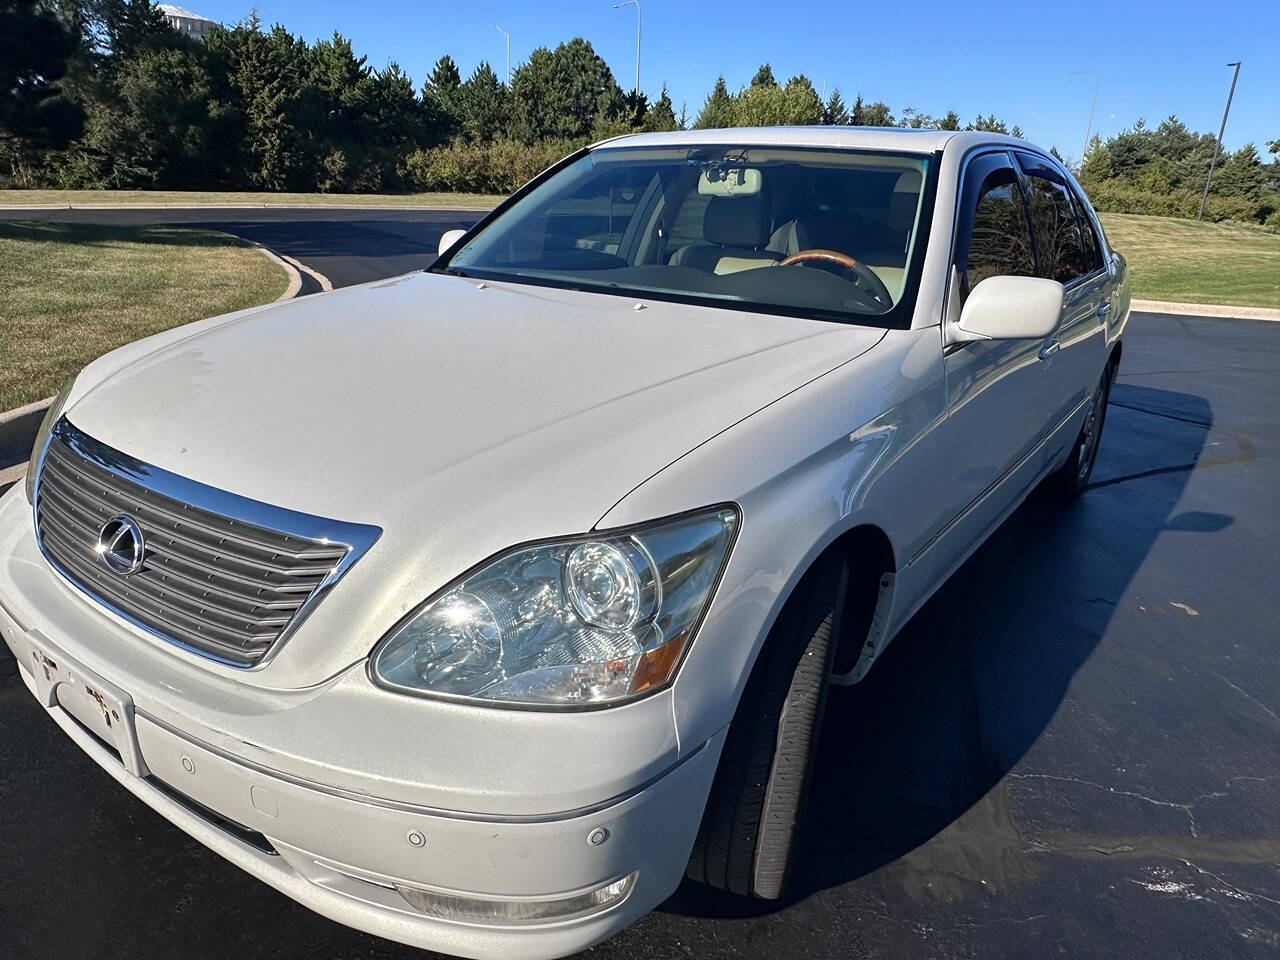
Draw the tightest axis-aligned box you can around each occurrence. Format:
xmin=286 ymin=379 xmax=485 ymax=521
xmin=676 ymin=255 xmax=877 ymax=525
xmin=670 ymin=195 xmax=783 ymax=275
xmin=858 ymin=171 xmax=921 ymax=296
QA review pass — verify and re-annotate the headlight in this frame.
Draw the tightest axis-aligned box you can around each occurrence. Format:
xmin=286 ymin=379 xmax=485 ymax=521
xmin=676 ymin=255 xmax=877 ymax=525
xmin=371 ymin=505 xmax=739 ymax=708
xmin=23 ymin=378 xmax=76 ymax=505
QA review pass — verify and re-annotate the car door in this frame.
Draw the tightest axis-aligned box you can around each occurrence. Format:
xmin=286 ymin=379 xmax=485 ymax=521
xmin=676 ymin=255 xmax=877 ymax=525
xmin=929 ymin=150 xmax=1063 ymax=583
xmin=1014 ymin=152 xmax=1109 ymax=462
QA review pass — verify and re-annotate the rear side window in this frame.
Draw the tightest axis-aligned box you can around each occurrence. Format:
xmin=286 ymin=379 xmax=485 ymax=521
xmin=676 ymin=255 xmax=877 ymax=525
xmin=956 ymin=154 xmax=1036 ymax=300
xmin=1067 ymin=180 xmax=1104 ymax=272
xmin=1016 ymin=155 xmax=1093 ymax=283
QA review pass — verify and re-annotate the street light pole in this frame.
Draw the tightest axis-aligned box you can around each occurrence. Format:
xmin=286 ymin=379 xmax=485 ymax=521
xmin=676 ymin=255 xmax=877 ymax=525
xmin=612 ymin=1 xmax=641 ymax=96
xmin=1066 ymin=69 xmax=1097 ymax=172
xmin=1081 ymin=77 xmax=1097 ymax=166
xmin=493 ymin=24 xmax=510 ymax=85
xmin=1198 ymin=61 xmax=1242 ymax=222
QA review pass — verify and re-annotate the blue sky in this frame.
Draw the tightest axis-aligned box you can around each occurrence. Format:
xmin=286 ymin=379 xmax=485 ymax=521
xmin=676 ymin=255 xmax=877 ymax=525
xmin=194 ymin=0 xmax=1277 ymax=163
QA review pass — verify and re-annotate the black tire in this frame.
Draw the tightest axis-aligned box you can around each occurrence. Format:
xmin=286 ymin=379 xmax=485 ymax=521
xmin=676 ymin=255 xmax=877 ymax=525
xmin=685 ymin=551 xmax=849 ymax=899
xmin=1046 ymin=359 xmax=1115 ymax=499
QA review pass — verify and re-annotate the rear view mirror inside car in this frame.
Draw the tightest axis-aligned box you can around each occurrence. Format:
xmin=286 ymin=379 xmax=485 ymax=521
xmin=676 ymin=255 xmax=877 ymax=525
xmin=698 ymin=167 xmax=762 ymax=196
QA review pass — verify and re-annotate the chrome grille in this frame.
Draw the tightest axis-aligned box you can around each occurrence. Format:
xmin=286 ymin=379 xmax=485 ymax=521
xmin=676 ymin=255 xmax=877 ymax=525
xmin=34 ymin=420 xmax=379 ymax=667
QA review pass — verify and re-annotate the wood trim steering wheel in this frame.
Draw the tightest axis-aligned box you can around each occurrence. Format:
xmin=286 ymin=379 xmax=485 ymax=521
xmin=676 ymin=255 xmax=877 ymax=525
xmin=778 ymin=247 xmax=895 ymax=308
xmin=778 ymin=248 xmax=858 ymax=270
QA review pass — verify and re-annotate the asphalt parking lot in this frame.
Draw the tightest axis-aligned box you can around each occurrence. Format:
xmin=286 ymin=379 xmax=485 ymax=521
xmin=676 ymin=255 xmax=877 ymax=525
xmin=1 ymin=206 xmax=479 ymax=289
xmin=0 ymin=210 xmax=1276 ymax=959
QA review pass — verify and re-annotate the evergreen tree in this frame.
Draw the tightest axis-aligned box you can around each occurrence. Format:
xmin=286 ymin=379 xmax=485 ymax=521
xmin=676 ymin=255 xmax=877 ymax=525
xmin=749 ymin=63 xmax=777 ymax=88
xmin=618 ymin=90 xmax=648 ymax=129
xmin=937 ymin=109 xmax=961 ymax=131
xmin=509 ymin=46 xmax=558 ymax=142
xmin=644 ymin=84 xmax=679 ymax=132
xmin=369 ymin=62 xmax=425 ymax=188
xmin=209 ymin=16 xmax=307 ymax=190
xmin=822 ymin=88 xmax=848 ymax=126
xmin=694 ymin=76 xmax=734 ymax=129
xmin=88 ymin=45 xmax=216 ymax=186
xmin=302 ymin=32 xmax=375 ymax=188
xmin=458 ymin=62 xmax=507 ymax=142
xmin=422 ymin=54 xmax=462 ymax=141
xmin=510 ymin=39 xmax=621 ymax=142
xmin=1214 ymin=143 xmax=1265 ymax=201
xmin=967 ymin=113 xmax=1009 ymax=133
xmin=552 ymin=38 xmax=623 ymax=139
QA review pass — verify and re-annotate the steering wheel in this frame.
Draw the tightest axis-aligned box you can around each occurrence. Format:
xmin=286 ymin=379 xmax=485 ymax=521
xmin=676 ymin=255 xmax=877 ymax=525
xmin=779 ymin=248 xmax=894 ymax=308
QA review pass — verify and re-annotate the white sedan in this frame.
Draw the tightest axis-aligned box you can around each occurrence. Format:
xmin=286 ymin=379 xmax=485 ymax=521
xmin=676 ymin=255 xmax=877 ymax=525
xmin=0 ymin=127 xmax=1126 ymax=959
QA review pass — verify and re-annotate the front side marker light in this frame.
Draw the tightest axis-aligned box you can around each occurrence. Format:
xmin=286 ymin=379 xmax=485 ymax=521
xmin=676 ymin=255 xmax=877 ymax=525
xmin=396 ymin=872 xmax=637 ymax=924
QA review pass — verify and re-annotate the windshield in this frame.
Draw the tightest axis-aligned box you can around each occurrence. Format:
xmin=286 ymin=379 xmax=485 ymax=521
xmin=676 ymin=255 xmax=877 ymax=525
xmin=438 ymin=145 xmax=933 ymax=325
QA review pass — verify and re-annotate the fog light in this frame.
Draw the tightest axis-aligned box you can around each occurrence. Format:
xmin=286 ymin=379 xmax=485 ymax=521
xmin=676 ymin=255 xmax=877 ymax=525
xmin=395 ymin=872 xmax=636 ymax=924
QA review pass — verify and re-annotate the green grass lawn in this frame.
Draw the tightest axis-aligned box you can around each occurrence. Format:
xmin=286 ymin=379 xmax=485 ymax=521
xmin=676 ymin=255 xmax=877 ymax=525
xmin=1099 ymin=213 xmax=1280 ymax=309
xmin=0 ymin=189 xmax=503 ymax=210
xmin=0 ymin=221 xmax=289 ymax=411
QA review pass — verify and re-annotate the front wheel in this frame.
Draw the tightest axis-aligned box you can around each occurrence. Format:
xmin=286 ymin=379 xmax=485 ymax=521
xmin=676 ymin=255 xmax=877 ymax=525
xmin=685 ymin=552 xmax=849 ymax=899
xmin=1046 ymin=361 xmax=1115 ymax=499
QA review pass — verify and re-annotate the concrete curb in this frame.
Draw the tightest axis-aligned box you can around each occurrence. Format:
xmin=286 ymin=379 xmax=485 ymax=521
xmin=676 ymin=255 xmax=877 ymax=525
xmin=0 ymin=396 xmax=54 ymax=466
xmin=278 ymin=253 xmax=333 ymax=293
xmin=251 ymin=243 xmax=302 ymax=301
xmin=1131 ymin=299 xmax=1280 ymax=322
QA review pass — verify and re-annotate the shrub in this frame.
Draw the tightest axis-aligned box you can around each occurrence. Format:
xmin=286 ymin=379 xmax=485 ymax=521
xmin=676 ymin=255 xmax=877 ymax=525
xmin=402 ymin=138 xmax=584 ymax=193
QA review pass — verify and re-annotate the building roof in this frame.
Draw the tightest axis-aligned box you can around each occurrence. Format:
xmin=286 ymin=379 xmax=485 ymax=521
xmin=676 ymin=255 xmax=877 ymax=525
xmin=157 ymin=4 xmax=216 ymax=22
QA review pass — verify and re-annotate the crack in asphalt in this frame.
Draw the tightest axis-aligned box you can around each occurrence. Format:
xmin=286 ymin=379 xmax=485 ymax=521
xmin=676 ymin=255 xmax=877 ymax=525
xmin=1006 ymin=773 xmax=1280 ymax=846
xmin=1204 ymin=671 xmax=1280 ymax=728
xmin=1007 ymin=773 xmax=1203 ymax=837
xmin=1175 ymin=859 xmax=1280 ymax=907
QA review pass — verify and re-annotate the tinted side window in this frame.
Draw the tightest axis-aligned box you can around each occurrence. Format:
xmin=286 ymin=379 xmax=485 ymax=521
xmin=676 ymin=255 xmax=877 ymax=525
xmin=541 ymin=168 xmax=653 ymax=255
xmin=1016 ymin=157 xmax=1091 ymax=283
xmin=959 ymin=165 xmax=1036 ymax=298
xmin=1067 ymin=181 xmax=1104 ymax=272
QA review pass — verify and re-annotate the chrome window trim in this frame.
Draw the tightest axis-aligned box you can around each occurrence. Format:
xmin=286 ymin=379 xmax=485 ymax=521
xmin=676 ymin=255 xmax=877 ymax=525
xmin=32 ymin=417 xmax=382 ymax=671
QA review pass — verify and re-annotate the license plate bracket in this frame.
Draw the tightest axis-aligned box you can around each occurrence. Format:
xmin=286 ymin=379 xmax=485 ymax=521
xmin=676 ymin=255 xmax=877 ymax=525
xmin=28 ymin=634 xmax=149 ymax=777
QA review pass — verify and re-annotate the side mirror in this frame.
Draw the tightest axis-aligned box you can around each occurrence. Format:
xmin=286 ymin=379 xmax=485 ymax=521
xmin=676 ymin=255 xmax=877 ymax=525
xmin=437 ymin=228 xmax=467 ymax=258
xmin=952 ymin=275 xmax=1063 ymax=343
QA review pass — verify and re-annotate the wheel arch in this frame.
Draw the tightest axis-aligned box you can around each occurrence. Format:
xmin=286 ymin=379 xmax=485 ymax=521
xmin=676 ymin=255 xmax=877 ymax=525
xmin=743 ymin=520 xmax=899 ymax=689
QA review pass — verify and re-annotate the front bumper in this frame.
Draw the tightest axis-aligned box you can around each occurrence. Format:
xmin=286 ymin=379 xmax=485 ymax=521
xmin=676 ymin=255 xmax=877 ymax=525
xmin=0 ymin=486 xmax=722 ymax=959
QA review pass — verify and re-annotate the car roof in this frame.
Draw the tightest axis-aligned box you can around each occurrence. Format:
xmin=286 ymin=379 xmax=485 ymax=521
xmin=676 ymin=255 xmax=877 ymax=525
xmin=593 ymin=126 xmax=1033 ymax=156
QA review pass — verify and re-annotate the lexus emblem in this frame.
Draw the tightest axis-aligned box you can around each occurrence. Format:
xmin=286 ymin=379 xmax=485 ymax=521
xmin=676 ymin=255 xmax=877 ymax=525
xmin=96 ymin=515 xmax=146 ymax=576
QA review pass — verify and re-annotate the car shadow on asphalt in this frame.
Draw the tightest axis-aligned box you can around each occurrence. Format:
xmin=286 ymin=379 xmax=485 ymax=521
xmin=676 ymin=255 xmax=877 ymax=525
xmin=661 ymin=384 xmax=1221 ymax=918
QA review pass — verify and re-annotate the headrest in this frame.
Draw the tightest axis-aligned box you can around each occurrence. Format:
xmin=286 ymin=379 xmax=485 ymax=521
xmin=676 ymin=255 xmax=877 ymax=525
xmin=893 ymin=169 xmax=922 ymax=193
xmin=888 ymin=192 xmax=918 ymax=232
xmin=888 ymin=170 xmax=922 ymax=232
xmin=704 ymin=195 xmax=771 ymax=248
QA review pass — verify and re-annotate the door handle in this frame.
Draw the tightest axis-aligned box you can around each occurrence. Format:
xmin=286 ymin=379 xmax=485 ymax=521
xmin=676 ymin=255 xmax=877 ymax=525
xmin=1038 ymin=340 xmax=1061 ymax=361
xmin=1097 ymin=299 xmax=1112 ymax=317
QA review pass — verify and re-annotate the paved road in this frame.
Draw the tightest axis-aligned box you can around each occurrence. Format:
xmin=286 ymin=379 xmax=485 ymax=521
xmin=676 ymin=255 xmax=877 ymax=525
xmin=0 ymin=206 xmax=483 ymax=289
xmin=0 ymin=208 xmax=1276 ymax=959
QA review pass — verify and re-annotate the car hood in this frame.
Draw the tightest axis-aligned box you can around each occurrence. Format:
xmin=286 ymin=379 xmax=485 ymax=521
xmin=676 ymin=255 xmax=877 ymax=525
xmin=63 ymin=271 xmax=885 ymax=684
